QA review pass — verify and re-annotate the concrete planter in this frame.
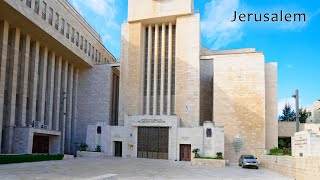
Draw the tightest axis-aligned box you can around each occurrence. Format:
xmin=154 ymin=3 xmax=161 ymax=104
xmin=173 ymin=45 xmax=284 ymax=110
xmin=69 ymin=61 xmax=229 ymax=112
xmin=77 ymin=151 xmax=107 ymax=158
xmin=192 ymin=158 xmax=225 ymax=167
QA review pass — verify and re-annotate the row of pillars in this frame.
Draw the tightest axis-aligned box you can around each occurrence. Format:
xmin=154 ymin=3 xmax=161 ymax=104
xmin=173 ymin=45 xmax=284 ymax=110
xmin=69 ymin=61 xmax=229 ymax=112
xmin=0 ymin=20 xmax=78 ymax=154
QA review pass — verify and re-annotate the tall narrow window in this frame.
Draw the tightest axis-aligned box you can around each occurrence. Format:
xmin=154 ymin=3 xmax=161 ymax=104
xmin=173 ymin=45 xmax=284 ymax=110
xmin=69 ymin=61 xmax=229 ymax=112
xmin=95 ymin=50 xmax=97 ymax=62
xmin=84 ymin=40 xmax=87 ymax=53
xmin=41 ymin=1 xmax=47 ymax=20
xmin=80 ymin=36 xmax=83 ymax=50
xmin=34 ymin=0 xmax=39 ymax=14
xmin=76 ymin=32 xmax=79 ymax=46
xmin=66 ymin=23 xmax=70 ymax=39
xmin=98 ymin=52 xmax=101 ymax=64
xmin=143 ymin=27 xmax=149 ymax=114
xmin=92 ymin=47 xmax=94 ymax=59
xmin=26 ymin=0 xmax=32 ymax=8
xmin=48 ymin=7 xmax=53 ymax=25
xmin=55 ymin=13 xmax=59 ymax=30
xmin=88 ymin=43 xmax=91 ymax=56
xmin=71 ymin=27 xmax=75 ymax=43
xmin=60 ymin=18 xmax=65 ymax=34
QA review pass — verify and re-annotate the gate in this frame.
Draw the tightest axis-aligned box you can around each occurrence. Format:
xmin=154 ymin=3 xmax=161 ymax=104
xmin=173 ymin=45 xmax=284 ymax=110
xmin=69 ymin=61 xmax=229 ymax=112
xmin=137 ymin=127 xmax=169 ymax=160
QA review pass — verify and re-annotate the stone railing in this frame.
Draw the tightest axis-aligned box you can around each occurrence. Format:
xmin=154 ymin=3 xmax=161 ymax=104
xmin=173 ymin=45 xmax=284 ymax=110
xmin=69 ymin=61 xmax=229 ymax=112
xmin=260 ymin=155 xmax=320 ymax=180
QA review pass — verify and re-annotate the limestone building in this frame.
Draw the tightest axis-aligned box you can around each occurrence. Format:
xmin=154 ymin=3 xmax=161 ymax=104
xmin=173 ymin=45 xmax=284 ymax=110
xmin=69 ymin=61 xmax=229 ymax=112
xmin=84 ymin=0 xmax=278 ymax=162
xmin=0 ymin=0 xmax=117 ymax=155
xmin=306 ymin=100 xmax=320 ymax=123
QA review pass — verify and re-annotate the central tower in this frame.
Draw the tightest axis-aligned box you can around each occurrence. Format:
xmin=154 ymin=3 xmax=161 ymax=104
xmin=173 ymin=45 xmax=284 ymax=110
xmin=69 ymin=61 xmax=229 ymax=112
xmin=119 ymin=0 xmax=200 ymax=127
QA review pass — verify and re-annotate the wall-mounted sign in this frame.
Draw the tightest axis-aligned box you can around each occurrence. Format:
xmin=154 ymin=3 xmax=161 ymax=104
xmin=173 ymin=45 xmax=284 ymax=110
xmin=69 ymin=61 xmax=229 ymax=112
xmin=138 ymin=119 xmax=166 ymax=124
xmin=128 ymin=144 xmax=134 ymax=150
xmin=232 ymin=134 xmax=245 ymax=152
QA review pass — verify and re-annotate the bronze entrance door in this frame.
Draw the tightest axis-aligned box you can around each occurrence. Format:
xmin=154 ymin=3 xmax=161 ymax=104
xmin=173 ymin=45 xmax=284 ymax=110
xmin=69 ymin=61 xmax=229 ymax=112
xmin=180 ymin=144 xmax=191 ymax=161
xmin=137 ymin=127 xmax=169 ymax=160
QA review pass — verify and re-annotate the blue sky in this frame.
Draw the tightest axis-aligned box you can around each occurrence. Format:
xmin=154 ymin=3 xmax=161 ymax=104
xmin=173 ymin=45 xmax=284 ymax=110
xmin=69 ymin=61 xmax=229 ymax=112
xmin=69 ymin=0 xmax=320 ymax=114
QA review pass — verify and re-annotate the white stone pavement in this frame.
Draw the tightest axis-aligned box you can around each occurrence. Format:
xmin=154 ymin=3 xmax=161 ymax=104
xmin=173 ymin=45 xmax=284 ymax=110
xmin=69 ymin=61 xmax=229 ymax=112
xmin=0 ymin=157 xmax=293 ymax=180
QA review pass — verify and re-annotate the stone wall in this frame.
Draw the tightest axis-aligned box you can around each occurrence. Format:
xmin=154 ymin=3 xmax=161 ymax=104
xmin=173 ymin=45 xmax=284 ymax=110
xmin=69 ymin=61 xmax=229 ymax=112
xmin=200 ymin=60 xmax=213 ymax=125
xmin=77 ymin=65 xmax=113 ymax=148
xmin=192 ymin=158 xmax=225 ymax=167
xmin=175 ymin=14 xmax=200 ymax=127
xmin=212 ymin=53 xmax=266 ymax=162
xmin=260 ymin=155 xmax=320 ymax=180
xmin=265 ymin=63 xmax=278 ymax=150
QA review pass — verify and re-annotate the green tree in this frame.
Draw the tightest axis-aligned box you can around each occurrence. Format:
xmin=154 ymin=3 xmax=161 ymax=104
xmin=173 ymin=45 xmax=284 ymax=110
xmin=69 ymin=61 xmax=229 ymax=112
xmin=299 ymin=108 xmax=310 ymax=123
xmin=278 ymin=103 xmax=296 ymax=121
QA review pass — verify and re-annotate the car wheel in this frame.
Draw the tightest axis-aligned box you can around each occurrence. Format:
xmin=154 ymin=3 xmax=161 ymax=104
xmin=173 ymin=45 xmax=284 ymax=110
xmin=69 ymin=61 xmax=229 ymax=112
xmin=239 ymin=162 xmax=241 ymax=166
xmin=256 ymin=166 xmax=259 ymax=169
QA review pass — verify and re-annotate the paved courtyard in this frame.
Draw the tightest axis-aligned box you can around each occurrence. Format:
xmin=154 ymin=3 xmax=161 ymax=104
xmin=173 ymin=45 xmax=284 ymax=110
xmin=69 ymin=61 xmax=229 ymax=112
xmin=0 ymin=157 xmax=292 ymax=180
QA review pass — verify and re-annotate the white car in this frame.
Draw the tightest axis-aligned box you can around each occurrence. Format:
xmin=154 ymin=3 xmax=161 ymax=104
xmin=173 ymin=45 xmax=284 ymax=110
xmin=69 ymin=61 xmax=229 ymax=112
xmin=239 ymin=155 xmax=259 ymax=169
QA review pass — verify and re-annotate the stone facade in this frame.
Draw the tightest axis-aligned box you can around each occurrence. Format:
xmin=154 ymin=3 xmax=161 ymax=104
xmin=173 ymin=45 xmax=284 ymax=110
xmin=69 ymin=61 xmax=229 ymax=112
xmin=305 ymin=100 xmax=320 ymax=124
xmin=260 ymin=155 xmax=320 ymax=180
xmin=292 ymin=128 xmax=320 ymax=157
xmin=0 ymin=0 xmax=116 ymax=154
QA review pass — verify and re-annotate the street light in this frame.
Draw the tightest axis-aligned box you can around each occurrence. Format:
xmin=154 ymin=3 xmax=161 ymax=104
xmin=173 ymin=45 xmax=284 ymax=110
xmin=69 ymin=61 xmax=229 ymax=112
xmin=292 ymin=89 xmax=300 ymax=132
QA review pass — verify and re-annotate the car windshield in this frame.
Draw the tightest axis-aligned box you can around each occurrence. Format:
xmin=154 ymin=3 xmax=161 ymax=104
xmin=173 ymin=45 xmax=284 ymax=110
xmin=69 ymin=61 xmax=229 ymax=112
xmin=244 ymin=155 xmax=255 ymax=159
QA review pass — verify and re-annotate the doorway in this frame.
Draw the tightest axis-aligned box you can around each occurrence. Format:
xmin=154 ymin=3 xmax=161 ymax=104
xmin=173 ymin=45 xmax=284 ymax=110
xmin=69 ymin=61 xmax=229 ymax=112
xmin=180 ymin=144 xmax=191 ymax=161
xmin=114 ymin=141 xmax=122 ymax=157
xmin=137 ymin=127 xmax=169 ymax=160
xmin=32 ymin=135 xmax=49 ymax=154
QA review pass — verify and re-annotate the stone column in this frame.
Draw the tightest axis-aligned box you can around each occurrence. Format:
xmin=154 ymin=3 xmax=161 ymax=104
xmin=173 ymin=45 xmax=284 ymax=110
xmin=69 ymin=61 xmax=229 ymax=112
xmin=27 ymin=41 xmax=40 ymax=126
xmin=71 ymin=67 xmax=78 ymax=154
xmin=60 ymin=60 xmax=68 ymax=154
xmin=153 ymin=24 xmax=159 ymax=115
xmin=3 ymin=28 xmax=20 ymax=153
xmin=160 ymin=23 xmax=166 ymax=114
xmin=52 ymin=56 xmax=62 ymax=131
xmin=146 ymin=25 xmax=152 ymax=115
xmin=17 ymin=34 xmax=30 ymax=127
xmin=65 ymin=64 xmax=74 ymax=154
xmin=0 ymin=20 xmax=9 ymax=153
xmin=45 ymin=52 xmax=55 ymax=130
xmin=37 ymin=47 xmax=48 ymax=126
xmin=167 ymin=23 xmax=173 ymax=115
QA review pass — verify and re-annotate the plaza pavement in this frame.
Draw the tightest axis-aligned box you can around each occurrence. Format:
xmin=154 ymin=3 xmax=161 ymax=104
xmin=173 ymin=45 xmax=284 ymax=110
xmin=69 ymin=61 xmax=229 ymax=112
xmin=0 ymin=157 xmax=293 ymax=180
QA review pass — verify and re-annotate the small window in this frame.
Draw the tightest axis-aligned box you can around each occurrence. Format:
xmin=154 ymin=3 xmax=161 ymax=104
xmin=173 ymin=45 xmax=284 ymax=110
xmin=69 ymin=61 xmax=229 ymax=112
xmin=92 ymin=47 xmax=94 ymax=59
xmin=95 ymin=50 xmax=97 ymax=62
xmin=84 ymin=40 xmax=87 ymax=53
xmin=76 ymin=32 xmax=79 ymax=47
xmin=80 ymin=36 xmax=83 ymax=50
xmin=66 ymin=23 xmax=70 ymax=39
xmin=48 ymin=7 xmax=53 ymax=25
xmin=34 ymin=0 xmax=39 ymax=14
xmin=206 ymin=128 xmax=212 ymax=138
xmin=97 ymin=126 xmax=102 ymax=134
xmin=88 ymin=43 xmax=91 ymax=56
xmin=26 ymin=0 xmax=32 ymax=8
xmin=60 ymin=18 xmax=65 ymax=34
xmin=71 ymin=27 xmax=75 ymax=43
xmin=41 ymin=1 xmax=47 ymax=20
xmin=55 ymin=13 xmax=59 ymax=30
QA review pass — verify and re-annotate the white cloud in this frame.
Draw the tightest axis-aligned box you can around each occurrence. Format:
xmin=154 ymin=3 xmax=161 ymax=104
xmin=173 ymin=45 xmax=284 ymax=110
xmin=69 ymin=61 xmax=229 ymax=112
xmin=201 ymin=0 xmax=243 ymax=50
xmin=70 ymin=0 xmax=119 ymax=29
xmin=278 ymin=98 xmax=296 ymax=116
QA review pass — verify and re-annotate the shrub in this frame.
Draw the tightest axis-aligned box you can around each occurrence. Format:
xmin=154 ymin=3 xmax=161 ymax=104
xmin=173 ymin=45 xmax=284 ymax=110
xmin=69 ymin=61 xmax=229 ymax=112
xmin=269 ymin=147 xmax=284 ymax=155
xmin=80 ymin=143 xmax=88 ymax=151
xmin=192 ymin=148 xmax=200 ymax=154
xmin=0 ymin=154 xmax=64 ymax=164
xmin=95 ymin=145 xmax=101 ymax=152
xmin=216 ymin=152 xmax=223 ymax=159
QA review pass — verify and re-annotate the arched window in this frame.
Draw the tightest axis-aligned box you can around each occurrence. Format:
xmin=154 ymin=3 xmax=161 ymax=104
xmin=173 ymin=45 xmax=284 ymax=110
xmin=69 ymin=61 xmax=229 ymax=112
xmin=97 ymin=126 xmax=102 ymax=134
xmin=206 ymin=128 xmax=212 ymax=138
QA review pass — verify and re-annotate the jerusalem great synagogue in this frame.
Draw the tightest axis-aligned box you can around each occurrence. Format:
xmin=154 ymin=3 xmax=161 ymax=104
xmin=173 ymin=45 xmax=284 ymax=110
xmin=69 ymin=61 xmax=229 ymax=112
xmin=0 ymin=0 xmax=277 ymax=163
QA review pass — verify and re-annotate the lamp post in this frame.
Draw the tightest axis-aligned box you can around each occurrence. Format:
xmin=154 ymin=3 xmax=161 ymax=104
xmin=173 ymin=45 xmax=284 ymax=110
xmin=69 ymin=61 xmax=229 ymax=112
xmin=292 ymin=90 xmax=300 ymax=132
